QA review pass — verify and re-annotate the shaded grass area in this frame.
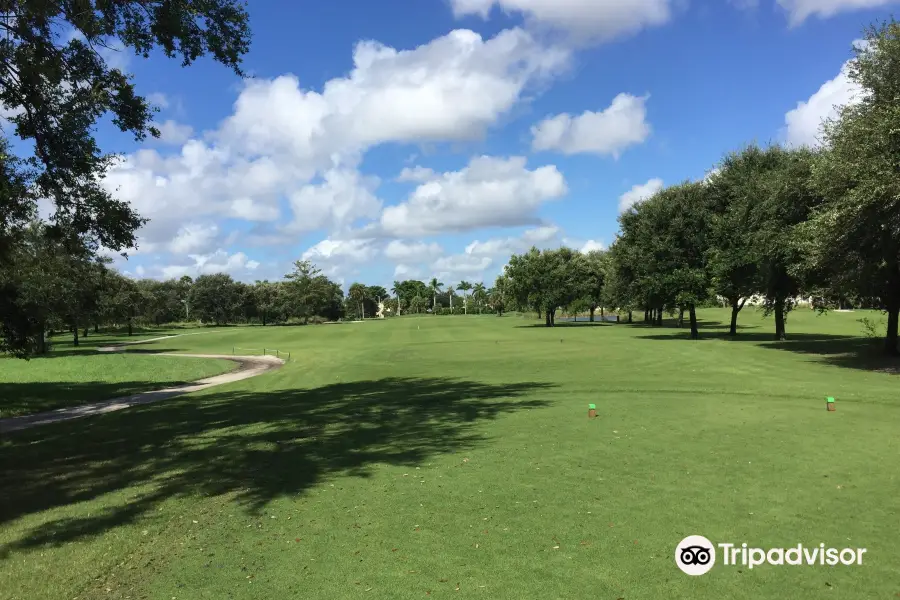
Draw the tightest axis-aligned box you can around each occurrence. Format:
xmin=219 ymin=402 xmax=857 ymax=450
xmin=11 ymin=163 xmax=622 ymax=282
xmin=0 ymin=354 xmax=235 ymax=418
xmin=0 ymin=310 xmax=898 ymax=599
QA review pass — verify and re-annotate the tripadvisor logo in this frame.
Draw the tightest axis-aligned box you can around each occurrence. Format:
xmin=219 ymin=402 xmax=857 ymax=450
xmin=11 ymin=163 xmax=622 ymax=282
xmin=675 ymin=536 xmax=867 ymax=576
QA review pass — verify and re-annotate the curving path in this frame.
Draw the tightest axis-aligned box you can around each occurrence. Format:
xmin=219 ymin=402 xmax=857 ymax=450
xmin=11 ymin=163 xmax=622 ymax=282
xmin=0 ymin=335 xmax=284 ymax=434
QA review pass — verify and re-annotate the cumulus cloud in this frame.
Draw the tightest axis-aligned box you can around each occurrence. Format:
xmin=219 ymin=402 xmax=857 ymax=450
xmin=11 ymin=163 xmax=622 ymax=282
xmin=154 ymin=120 xmax=194 ymax=145
xmin=216 ymin=28 xmax=568 ymax=162
xmin=580 ymin=240 xmax=605 ymax=253
xmin=381 ymin=156 xmax=567 ymax=237
xmin=450 ymin=0 xmax=672 ymax=42
xmin=301 ymin=238 xmax=378 ymax=263
xmin=158 ymin=250 xmax=261 ymax=280
xmin=286 ymin=169 xmax=383 ymax=233
xmin=432 ymin=254 xmax=494 ymax=279
xmin=384 ymin=240 xmax=444 ymax=262
xmin=102 ymin=27 xmax=570 ymax=268
xmin=531 ymin=94 xmax=651 ymax=157
xmin=783 ymin=53 xmax=864 ymax=147
xmin=465 ymin=224 xmax=561 ymax=256
xmin=396 ymin=166 xmax=437 ymax=183
xmin=618 ymin=178 xmax=664 ymax=213
xmin=777 ymin=0 xmax=898 ymax=25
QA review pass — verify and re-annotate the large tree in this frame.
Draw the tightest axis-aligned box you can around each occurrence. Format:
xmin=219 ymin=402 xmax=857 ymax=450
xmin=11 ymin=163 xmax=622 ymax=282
xmin=804 ymin=22 xmax=900 ymax=355
xmin=0 ymin=0 xmax=251 ymax=356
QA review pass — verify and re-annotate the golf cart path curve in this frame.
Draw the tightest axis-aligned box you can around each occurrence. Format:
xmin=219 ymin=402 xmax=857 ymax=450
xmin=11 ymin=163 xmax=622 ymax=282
xmin=0 ymin=333 xmax=285 ymax=434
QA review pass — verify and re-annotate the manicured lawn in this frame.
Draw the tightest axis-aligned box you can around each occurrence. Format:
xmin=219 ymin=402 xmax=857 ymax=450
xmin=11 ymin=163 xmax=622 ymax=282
xmin=0 ymin=309 xmax=898 ymax=599
xmin=0 ymin=352 xmax=236 ymax=418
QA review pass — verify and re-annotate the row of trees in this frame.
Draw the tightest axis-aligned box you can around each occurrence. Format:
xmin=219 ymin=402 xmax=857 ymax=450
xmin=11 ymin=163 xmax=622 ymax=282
xmin=500 ymin=21 xmax=900 ymax=355
xmin=386 ymin=279 xmax=494 ymax=315
xmin=1 ymin=223 xmax=510 ymax=357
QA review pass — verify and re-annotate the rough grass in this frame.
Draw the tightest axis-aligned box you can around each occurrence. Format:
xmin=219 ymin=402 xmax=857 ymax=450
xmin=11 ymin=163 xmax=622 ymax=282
xmin=0 ymin=339 xmax=235 ymax=418
xmin=0 ymin=308 xmax=898 ymax=599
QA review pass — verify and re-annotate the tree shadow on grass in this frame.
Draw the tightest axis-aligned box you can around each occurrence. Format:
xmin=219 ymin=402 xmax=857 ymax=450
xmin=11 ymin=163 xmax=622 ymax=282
xmin=0 ymin=377 xmax=552 ymax=554
xmin=635 ymin=330 xmax=898 ymax=373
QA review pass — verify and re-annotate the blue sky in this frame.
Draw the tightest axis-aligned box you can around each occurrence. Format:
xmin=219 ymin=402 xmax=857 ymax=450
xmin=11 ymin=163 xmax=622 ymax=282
xmin=87 ymin=0 xmax=889 ymax=289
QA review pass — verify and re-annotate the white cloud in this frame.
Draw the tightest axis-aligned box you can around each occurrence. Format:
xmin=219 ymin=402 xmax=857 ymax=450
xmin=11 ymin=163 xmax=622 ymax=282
xmin=432 ymin=255 xmax=494 ymax=278
xmin=170 ymin=223 xmax=220 ymax=255
xmin=396 ymin=166 xmax=436 ymax=183
xmin=216 ymin=28 xmax=568 ymax=163
xmin=619 ymin=178 xmax=663 ymax=213
xmin=450 ymin=0 xmax=672 ymax=41
xmin=102 ymin=27 xmax=570 ymax=264
xmin=777 ymin=0 xmax=899 ymax=25
xmin=147 ymin=92 xmax=170 ymax=109
xmin=381 ymin=156 xmax=567 ymax=237
xmin=159 ymin=250 xmax=260 ymax=280
xmin=465 ymin=224 xmax=561 ymax=256
xmin=286 ymin=169 xmax=382 ymax=233
xmin=783 ymin=55 xmax=864 ymax=147
xmin=384 ymin=240 xmax=444 ymax=262
xmin=394 ymin=264 xmax=423 ymax=279
xmin=580 ymin=240 xmax=605 ymax=253
xmin=301 ymin=238 xmax=377 ymax=263
xmin=154 ymin=120 xmax=194 ymax=145
xmin=531 ymin=94 xmax=651 ymax=157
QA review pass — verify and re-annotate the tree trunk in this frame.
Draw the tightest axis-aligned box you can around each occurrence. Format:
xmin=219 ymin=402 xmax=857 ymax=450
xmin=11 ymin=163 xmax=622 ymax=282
xmin=728 ymin=297 xmax=746 ymax=336
xmin=655 ymin=309 xmax=663 ymax=326
xmin=262 ymin=311 xmax=267 ymax=326
xmin=94 ymin=323 xmax=99 ymax=333
xmin=537 ymin=308 xmax=542 ymax=320
xmin=628 ymin=311 xmax=633 ymax=324
xmin=39 ymin=321 xmax=47 ymax=354
xmin=885 ymin=302 xmax=899 ymax=356
xmin=590 ymin=307 xmax=595 ymax=322
xmin=678 ymin=307 xmax=684 ymax=328
xmin=550 ymin=308 xmax=556 ymax=326
xmin=689 ymin=304 xmax=699 ymax=339
xmin=128 ymin=317 xmax=133 ymax=336
xmin=83 ymin=326 xmax=89 ymax=338
xmin=600 ymin=306 xmax=605 ymax=319
xmin=774 ymin=300 xmax=786 ymax=341
xmin=644 ymin=309 xmax=649 ymax=323
xmin=545 ymin=310 xmax=552 ymax=327
xmin=73 ymin=319 xmax=79 ymax=347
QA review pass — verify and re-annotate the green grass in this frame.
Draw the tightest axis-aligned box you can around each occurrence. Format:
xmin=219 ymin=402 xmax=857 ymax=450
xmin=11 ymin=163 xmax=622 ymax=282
xmin=0 ymin=335 xmax=236 ymax=418
xmin=1 ymin=308 xmax=898 ymax=599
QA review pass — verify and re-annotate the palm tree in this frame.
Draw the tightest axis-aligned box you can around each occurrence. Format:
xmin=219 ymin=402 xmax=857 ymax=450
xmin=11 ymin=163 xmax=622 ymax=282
xmin=457 ymin=280 xmax=472 ymax=314
xmin=428 ymin=277 xmax=443 ymax=313
xmin=348 ymin=282 xmax=367 ymax=320
xmin=447 ymin=284 xmax=455 ymax=311
xmin=471 ymin=282 xmax=485 ymax=313
xmin=391 ymin=280 xmax=402 ymax=316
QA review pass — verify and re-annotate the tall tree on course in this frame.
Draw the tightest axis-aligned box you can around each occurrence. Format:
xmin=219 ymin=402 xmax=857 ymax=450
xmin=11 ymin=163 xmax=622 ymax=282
xmin=804 ymin=22 xmax=900 ymax=355
xmin=744 ymin=146 xmax=822 ymax=340
xmin=447 ymin=284 xmax=455 ymax=311
xmin=705 ymin=153 xmax=763 ymax=336
xmin=392 ymin=280 xmax=403 ymax=316
xmin=191 ymin=274 xmax=241 ymax=326
xmin=457 ymin=280 xmax=472 ymax=314
xmin=428 ymin=278 xmax=443 ymax=313
xmin=253 ymin=281 xmax=279 ymax=326
xmin=506 ymin=247 xmax=586 ymax=327
xmin=490 ymin=276 xmax=508 ymax=316
xmin=580 ymin=250 xmax=608 ymax=322
xmin=0 ymin=0 xmax=251 ymax=356
xmin=472 ymin=282 xmax=486 ymax=313
xmin=348 ymin=283 xmax=368 ymax=320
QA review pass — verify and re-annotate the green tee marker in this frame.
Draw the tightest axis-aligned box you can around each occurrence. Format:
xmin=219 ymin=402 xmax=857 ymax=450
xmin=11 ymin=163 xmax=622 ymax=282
xmin=826 ymin=397 xmax=835 ymax=403
xmin=588 ymin=404 xmax=596 ymax=410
